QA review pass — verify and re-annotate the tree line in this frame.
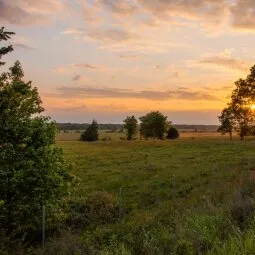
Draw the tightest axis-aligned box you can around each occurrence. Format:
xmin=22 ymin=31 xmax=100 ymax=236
xmin=56 ymin=122 xmax=123 ymax=131
xmin=57 ymin=123 xmax=219 ymax=132
xmin=218 ymin=65 xmax=255 ymax=140
xmin=80 ymin=111 xmax=180 ymax=141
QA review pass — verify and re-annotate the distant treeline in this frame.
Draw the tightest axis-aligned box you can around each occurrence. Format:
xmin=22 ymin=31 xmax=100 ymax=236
xmin=56 ymin=123 xmax=219 ymax=132
xmin=56 ymin=123 xmax=123 ymax=131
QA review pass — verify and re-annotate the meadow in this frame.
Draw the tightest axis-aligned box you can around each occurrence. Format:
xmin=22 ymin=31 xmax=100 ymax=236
xmin=46 ymin=131 xmax=255 ymax=254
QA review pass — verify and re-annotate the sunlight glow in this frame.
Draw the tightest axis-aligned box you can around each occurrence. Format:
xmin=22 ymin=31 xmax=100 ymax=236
xmin=251 ymin=104 xmax=255 ymax=110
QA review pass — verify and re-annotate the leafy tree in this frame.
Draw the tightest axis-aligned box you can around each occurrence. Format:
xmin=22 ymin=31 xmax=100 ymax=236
xmin=166 ymin=126 xmax=180 ymax=140
xmin=220 ymin=65 xmax=255 ymax=140
xmin=0 ymin=27 xmax=15 ymax=66
xmin=80 ymin=120 xmax=99 ymax=142
xmin=139 ymin=111 xmax=169 ymax=140
xmin=123 ymin=115 xmax=138 ymax=140
xmin=218 ymin=106 xmax=235 ymax=140
xmin=0 ymin=61 xmax=74 ymax=244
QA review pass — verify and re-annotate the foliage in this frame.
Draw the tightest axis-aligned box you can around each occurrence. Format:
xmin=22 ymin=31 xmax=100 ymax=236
xmin=220 ymin=65 xmax=255 ymax=140
xmin=0 ymin=27 xmax=15 ymax=66
xmin=67 ymin=191 xmax=117 ymax=230
xmin=218 ymin=106 xmax=235 ymax=140
xmin=80 ymin=120 xmax=99 ymax=142
xmin=139 ymin=111 xmax=169 ymax=140
xmin=174 ymin=240 xmax=193 ymax=255
xmin=0 ymin=61 xmax=74 ymax=244
xmin=34 ymin=231 xmax=88 ymax=255
xmin=230 ymin=191 xmax=254 ymax=228
xmin=123 ymin=115 xmax=138 ymax=140
xmin=166 ymin=126 xmax=180 ymax=139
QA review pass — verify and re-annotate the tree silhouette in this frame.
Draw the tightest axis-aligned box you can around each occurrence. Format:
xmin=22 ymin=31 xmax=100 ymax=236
xmin=123 ymin=115 xmax=138 ymax=140
xmin=80 ymin=120 xmax=99 ymax=142
xmin=0 ymin=27 xmax=15 ymax=66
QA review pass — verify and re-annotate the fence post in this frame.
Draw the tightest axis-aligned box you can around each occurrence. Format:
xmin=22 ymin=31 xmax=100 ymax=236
xmin=42 ymin=205 xmax=45 ymax=251
xmin=172 ymin=174 xmax=176 ymax=198
xmin=118 ymin=187 xmax=122 ymax=223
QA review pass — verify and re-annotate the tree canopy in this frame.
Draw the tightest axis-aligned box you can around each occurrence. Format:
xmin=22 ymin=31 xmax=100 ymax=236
xmin=0 ymin=27 xmax=15 ymax=66
xmin=219 ymin=65 xmax=255 ymax=140
xmin=166 ymin=126 xmax=180 ymax=140
xmin=123 ymin=116 xmax=138 ymax=140
xmin=0 ymin=44 xmax=74 ymax=245
xmin=80 ymin=120 xmax=99 ymax=142
xmin=217 ymin=106 xmax=235 ymax=140
xmin=139 ymin=111 xmax=169 ymax=140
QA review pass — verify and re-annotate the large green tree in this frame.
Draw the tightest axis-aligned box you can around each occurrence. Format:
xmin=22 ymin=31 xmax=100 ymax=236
xmin=123 ymin=115 xmax=138 ymax=140
xmin=0 ymin=27 xmax=15 ymax=66
xmin=220 ymin=66 xmax=255 ymax=140
xmin=139 ymin=111 xmax=169 ymax=140
xmin=0 ymin=61 xmax=74 ymax=244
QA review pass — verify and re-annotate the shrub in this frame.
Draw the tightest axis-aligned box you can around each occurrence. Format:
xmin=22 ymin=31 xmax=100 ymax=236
xmin=35 ymin=231 xmax=88 ymax=255
xmin=167 ymin=126 xmax=180 ymax=139
xmin=80 ymin=120 xmax=99 ymax=142
xmin=230 ymin=191 xmax=254 ymax=228
xmin=67 ymin=191 xmax=117 ymax=230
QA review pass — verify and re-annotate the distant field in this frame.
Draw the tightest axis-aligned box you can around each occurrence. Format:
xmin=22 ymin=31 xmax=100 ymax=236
xmin=56 ymin=130 xmax=236 ymax=141
xmin=54 ymin=133 xmax=255 ymax=253
xmin=58 ymin=133 xmax=255 ymax=206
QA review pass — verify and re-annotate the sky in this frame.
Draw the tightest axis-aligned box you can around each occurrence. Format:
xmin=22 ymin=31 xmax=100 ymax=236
xmin=1 ymin=0 xmax=255 ymax=124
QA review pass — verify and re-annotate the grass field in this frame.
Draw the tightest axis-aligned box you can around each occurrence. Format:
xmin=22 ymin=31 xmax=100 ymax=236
xmin=45 ymin=132 xmax=255 ymax=254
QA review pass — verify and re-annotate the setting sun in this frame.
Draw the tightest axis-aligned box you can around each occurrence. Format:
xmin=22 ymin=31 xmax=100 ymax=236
xmin=251 ymin=104 xmax=255 ymax=110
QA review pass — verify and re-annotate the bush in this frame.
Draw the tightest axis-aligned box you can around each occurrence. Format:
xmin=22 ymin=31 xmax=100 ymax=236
xmin=34 ymin=231 xmax=88 ymax=255
xmin=67 ymin=191 xmax=117 ymax=230
xmin=230 ymin=191 xmax=254 ymax=228
xmin=167 ymin=127 xmax=180 ymax=139
xmin=80 ymin=120 xmax=99 ymax=142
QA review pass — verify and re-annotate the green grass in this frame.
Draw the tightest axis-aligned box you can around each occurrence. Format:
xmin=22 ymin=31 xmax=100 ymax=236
xmin=52 ymin=134 xmax=255 ymax=254
xmin=59 ymin=138 xmax=255 ymax=206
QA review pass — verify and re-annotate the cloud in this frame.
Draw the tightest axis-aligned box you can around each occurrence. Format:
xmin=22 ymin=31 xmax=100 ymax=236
xmin=0 ymin=0 xmax=45 ymax=25
xmin=86 ymin=27 xmax=140 ymax=43
xmin=62 ymin=26 xmax=189 ymax=53
xmin=98 ymin=0 xmax=138 ymax=17
xmin=61 ymin=28 xmax=85 ymax=35
xmin=55 ymin=63 xmax=101 ymax=73
xmin=0 ymin=0 xmax=66 ymax=25
xmin=231 ymin=0 xmax=255 ymax=31
xmin=198 ymin=56 xmax=249 ymax=72
xmin=11 ymin=35 xmax=34 ymax=50
xmin=3 ymin=0 xmax=255 ymax=33
xmin=118 ymin=54 xmax=140 ymax=60
xmin=48 ymin=86 xmax=221 ymax=101
xmin=50 ymin=104 xmax=87 ymax=112
xmin=70 ymin=63 xmax=101 ymax=70
xmin=13 ymin=43 xmax=34 ymax=50
xmin=126 ymin=0 xmax=228 ymax=31
xmin=188 ymin=49 xmax=251 ymax=72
